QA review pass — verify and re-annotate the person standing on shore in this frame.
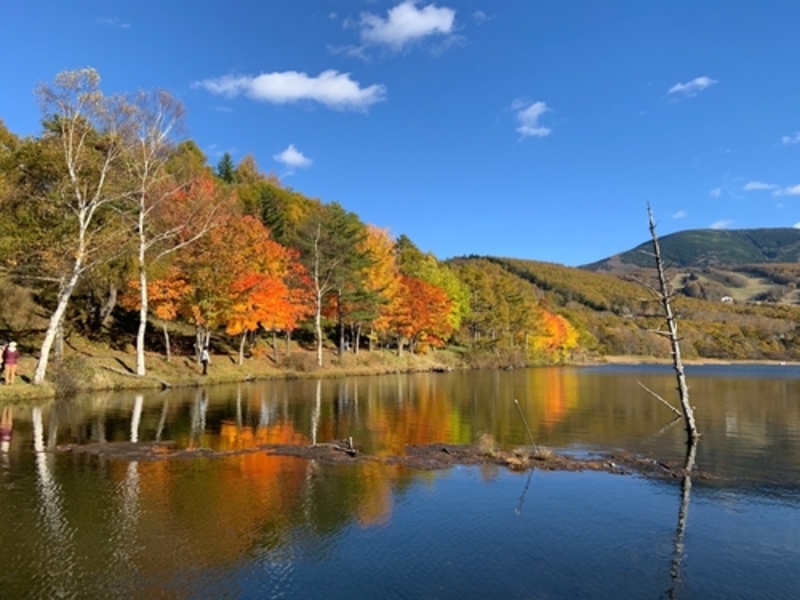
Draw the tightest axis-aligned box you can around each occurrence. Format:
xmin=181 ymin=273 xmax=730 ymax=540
xmin=2 ymin=342 xmax=19 ymax=385
xmin=201 ymin=346 xmax=210 ymax=376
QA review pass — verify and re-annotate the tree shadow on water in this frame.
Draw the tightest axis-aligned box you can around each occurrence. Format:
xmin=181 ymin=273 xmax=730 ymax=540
xmin=666 ymin=439 xmax=698 ymax=599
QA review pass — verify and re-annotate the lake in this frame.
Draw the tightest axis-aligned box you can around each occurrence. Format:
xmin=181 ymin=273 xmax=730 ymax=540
xmin=1 ymin=364 xmax=799 ymax=598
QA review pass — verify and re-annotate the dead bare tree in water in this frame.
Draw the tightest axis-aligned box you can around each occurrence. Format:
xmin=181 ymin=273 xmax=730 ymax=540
xmin=645 ymin=203 xmax=700 ymax=445
xmin=645 ymin=204 xmax=700 ymax=597
xmin=613 ymin=204 xmax=703 ymax=594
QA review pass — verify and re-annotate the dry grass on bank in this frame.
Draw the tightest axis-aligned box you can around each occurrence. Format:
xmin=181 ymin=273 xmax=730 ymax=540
xmin=0 ymin=339 xmax=464 ymax=403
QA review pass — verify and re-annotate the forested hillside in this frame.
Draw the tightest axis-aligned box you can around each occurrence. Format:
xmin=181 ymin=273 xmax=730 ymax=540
xmin=2 ymin=69 xmax=799 ymax=386
xmin=484 ymin=257 xmax=800 ymax=361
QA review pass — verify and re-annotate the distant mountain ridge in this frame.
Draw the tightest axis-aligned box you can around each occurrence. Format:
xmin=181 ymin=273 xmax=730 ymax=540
xmin=584 ymin=227 xmax=800 ymax=271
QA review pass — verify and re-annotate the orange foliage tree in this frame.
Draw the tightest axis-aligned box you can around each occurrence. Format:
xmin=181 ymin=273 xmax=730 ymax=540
xmin=532 ymin=309 xmax=580 ymax=362
xmin=380 ymin=274 xmax=454 ymax=355
xmin=120 ymin=266 xmax=193 ymax=361
xmin=225 ymin=235 xmax=310 ymax=364
xmin=169 ymin=211 xmax=308 ymax=364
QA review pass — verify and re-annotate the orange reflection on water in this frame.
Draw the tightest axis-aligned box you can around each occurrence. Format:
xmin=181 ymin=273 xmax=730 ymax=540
xmin=540 ymin=368 xmax=579 ymax=428
xmin=218 ymin=420 xmax=309 ymax=450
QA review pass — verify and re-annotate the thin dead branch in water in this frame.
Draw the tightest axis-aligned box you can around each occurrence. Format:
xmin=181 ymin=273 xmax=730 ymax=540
xmin=513 ymin=398 xmax=539 ymax=454
xmin=637 ymin=381 xmax=682 ymax=417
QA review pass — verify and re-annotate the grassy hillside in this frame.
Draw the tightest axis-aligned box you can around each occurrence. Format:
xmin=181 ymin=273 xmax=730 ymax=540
xmin=585 ymin=228 xmax=800 ymax=270
xmin=581 ymin=228 xmax=800 ymax=305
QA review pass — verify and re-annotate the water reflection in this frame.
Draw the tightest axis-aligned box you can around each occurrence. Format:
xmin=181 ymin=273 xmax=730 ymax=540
xmin=32 ymin=405 xmax=76 ymax=597
xmin=1 ymin=365 xmax=800 ymax=598
xmin=3 ymin=365 xmax=800 ymax=486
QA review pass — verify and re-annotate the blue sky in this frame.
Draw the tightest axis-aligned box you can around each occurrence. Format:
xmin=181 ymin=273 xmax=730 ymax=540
xmin=2 ymin=1 xmax=800 ymax=266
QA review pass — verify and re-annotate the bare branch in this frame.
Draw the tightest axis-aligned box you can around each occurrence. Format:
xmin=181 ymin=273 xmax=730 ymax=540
xmin=638 ymin=381 xmax=683 ymax=417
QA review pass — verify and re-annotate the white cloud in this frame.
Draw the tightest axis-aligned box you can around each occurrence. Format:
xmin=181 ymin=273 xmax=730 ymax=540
xmin=513 ymin=100 xmax=552 ymax=138
xmin=711 ymin=219 xmax=733 ymax=229
xmin=743 ymin=181 xmax=779 ymax=191
xmin=672 ymin=210 xmax=688 ymax=219
xmin=359 ymin=1 xmax=456 ymax=49
xmin=709 ymin=187 xmax=722 ymax=198
xmin=96 ymin=17 xmax=131 ymax=29
xmin=327 ymin=44 xmax=373 ymax=62
xmin=431 ymin=33 xmax=467 ymax=56
xmin=668 ymin=76 xmax=718 ymax=97
xmin=195 ymin=70 xmax=386 ymax=111
xmin=473 ymin=10 xmax=495 ymax=23
xmin=273 ymin=144 xmax=313 ymax=170
xmin=794 ymin=222 xmax=800 ymax=229
xmin=781 ymin=132 xmax=800 ymax=145
xmin=774 ymin=184 xmax=800 ymax=197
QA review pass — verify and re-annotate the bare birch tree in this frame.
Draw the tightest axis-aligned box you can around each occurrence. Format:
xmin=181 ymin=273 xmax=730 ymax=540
xmin=33 ymin=68 xmax=131 ymax=385
xmin=124 ymin=89 xmax=220 ymax=376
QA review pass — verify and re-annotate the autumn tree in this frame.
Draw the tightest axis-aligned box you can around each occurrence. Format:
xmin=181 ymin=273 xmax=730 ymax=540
xmin=396 ymin=234 xmax=470 ymax=335
xmin=223 ymin=219 xmax=306 ymax=364
xmin=120 ymin=266 xmax=192 ymax=362
xmin=383 ymin=274 xmax=454 ymax=355
xmin=531 ymin=308 xmax=580 ymax=362
xmin=239 ymin=175 xmax=316 ymax=247
xmin=167 ymin=140 xmax=212 ymax=178
xmin=355 ymin=225 xmax=402 ymax=352
xmin=233 ymin=154 xmax=266 ymax=185
xmin=293 ymin=202 xmax=369 ymax=367
xmin=155 ymin=184 xmax=237 ymax=355
xmin=0 ymin=119 xmax=18 ymax=204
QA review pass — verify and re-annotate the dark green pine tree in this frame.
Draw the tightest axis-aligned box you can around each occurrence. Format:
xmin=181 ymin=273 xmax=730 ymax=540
xmin=216 ymin=152 xmax=237 ymax=184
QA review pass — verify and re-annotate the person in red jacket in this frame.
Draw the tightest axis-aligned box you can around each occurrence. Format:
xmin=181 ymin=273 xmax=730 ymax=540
xmin=3 ymin=342 xmax=19 ymax=385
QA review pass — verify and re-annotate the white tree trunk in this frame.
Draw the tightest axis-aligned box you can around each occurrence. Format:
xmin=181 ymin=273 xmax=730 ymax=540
xmin=313 ymin=222 xmax=325 ymax=368
xmin=315 ymin=297 xmax=324 ymax=367
xmin=34 ymin=268 xmax=81 ymax=385
xmin=238 ymin=332 xmax=246 ymax=365
xmin=136 ymin=246 xmax=148 ymax=376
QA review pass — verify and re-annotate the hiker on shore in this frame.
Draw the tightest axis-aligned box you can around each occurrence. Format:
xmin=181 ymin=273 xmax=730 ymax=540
xmin=201 ymin=346 xmax=210 ymax=375
xmin=2 ymin=342 xmax=19 ymax=385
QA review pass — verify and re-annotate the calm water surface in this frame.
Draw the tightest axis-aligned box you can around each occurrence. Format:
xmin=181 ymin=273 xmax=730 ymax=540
xmin=1 ymin=364 xmax=799 ymax=598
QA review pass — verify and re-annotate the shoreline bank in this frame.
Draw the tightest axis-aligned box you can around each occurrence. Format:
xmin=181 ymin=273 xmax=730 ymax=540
xmin=1 ymin=348 xmax=795 ymax=404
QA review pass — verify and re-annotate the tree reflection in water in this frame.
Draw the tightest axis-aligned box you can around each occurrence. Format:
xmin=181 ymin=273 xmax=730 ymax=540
xmin=514 ymin=468 xmax=534 ymax=515
xmin=667 ymin=439 xmax=698 ymax=598
xmin=32 ymin=405 xmax=75 ymax=596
